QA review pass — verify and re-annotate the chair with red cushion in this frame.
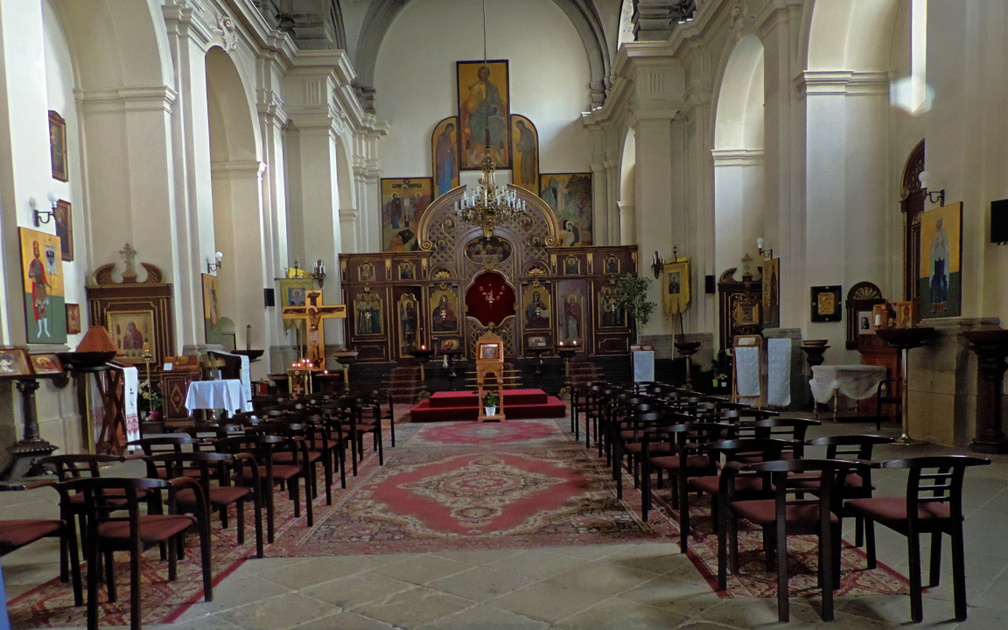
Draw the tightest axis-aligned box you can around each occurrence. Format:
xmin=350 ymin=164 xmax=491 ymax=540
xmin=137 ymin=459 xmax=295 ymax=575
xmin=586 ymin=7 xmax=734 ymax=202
xmin=57 ymin=476 xmax=212 ymax=630
xmin=0 ymin=481 xmax=83 ymax=607
xmin=844 ymin=455 xmax=990 ymax=622
xmin=144 ymin=451 xmax=264 ymax=558
xmin=717 ymin=458 xmax=866 ymax=622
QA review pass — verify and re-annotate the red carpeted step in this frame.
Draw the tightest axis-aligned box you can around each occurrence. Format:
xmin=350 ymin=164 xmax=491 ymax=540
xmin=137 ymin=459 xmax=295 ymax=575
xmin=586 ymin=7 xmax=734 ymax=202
xmin=409 ymin=388 xmax=566 ymax=421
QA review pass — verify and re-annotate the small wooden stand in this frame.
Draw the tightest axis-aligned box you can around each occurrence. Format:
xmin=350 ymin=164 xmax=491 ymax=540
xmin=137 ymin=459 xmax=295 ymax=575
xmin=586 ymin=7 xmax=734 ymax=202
xmin=475 ymin=332 xmax=505 ymax=422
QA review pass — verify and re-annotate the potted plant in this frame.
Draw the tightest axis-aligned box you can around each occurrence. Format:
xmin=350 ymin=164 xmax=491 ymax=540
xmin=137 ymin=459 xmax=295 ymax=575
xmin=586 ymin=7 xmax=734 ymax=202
xmin=139 ymin=379 xmax=163 ymax=422
xmin=482 ymin=390 xmax=499 ymax=416
xmin=614 ymin=273 xmax=657 ymax=346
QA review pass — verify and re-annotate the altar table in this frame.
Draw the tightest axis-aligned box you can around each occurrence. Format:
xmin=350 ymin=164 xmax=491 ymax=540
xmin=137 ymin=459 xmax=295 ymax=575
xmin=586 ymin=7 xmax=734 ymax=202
xmin=184 ymin=379 xmax=250 ymax=416
xmin=809 ymin=365 xmax=886 ymax=419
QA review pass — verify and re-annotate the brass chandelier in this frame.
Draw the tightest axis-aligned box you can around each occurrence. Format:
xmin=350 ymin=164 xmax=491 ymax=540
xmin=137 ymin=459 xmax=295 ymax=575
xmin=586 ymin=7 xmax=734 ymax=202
xmin=454 ymin=0 xmax=527 ymax=239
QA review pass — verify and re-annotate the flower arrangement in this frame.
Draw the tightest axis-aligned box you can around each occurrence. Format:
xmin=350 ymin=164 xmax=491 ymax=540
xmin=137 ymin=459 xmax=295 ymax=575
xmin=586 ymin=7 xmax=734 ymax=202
xmin=139 ymin=379 xmax=162 ymax=414
xmin=482 ymin=390 xmax=499 ymax=408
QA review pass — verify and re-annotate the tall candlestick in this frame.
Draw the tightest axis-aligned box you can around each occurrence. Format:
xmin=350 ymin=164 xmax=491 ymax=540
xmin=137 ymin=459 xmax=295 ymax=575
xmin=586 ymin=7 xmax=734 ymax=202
xmin=246 ymin=324 xmax=251 ymax=351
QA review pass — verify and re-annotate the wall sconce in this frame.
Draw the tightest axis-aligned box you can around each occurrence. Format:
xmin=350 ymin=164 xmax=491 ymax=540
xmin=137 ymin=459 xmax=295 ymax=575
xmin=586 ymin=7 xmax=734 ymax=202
xmin=206 ymin=251 xmax=223 ymax=273
xmin=31 ymin=193 xmax=59 ymax=227
xmin=311 ymin=259 xmax=326 ymax=287
xmin=650 ymin=250 xmax=664 ymax=279
xmin=756 ymin=237 xmax=773 ymax=259
xmin=918 ymin=170 xmax=945 ymax=206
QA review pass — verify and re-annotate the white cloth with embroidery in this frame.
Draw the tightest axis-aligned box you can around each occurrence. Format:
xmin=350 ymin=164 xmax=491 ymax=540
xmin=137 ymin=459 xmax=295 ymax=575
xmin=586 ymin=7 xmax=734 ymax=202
xmin=809 ymin=365 xmax=887 ymax=404
xmin=733 ymin=345 xmax=761 ymax=398
xmin=121 ymin=365 xmax=142 ymax=451
xmin=766 ymin=337 xmax=792 ymax=407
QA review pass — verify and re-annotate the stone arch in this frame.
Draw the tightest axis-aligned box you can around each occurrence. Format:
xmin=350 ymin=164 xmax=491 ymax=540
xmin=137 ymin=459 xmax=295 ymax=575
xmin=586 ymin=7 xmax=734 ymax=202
xmin=804 ymin=0 xmax=900 ymax=71
xmin=712 ymin=34 xmax=765 ymax=276
xmin=354 ymin=0 xmax=611 ymax=111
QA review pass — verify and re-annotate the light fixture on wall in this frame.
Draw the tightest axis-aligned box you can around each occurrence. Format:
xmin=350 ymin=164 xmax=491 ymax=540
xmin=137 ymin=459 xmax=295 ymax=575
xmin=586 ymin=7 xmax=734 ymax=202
xmin=650 ymin=250 xmax=665 ymax=279
xmin=311 ymin=259 xmax=326 ymax=287
xmin=756 ymin=237 xmax=773 ymax=259
xmin=31 ymin=193 xmax=59 ymax=227
xmin=206 ymin=251 xmax=223 ymax=273
xmin=918 ymin=170 xmax=945 ymax=206
xmin=454 ymin=0 xmax=527 ymax=238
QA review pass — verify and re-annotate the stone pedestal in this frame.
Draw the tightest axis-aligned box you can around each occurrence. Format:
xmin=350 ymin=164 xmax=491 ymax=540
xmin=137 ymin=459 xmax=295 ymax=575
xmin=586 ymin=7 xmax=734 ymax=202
xmin=962 ymin=329 xmax=1008 ymax=454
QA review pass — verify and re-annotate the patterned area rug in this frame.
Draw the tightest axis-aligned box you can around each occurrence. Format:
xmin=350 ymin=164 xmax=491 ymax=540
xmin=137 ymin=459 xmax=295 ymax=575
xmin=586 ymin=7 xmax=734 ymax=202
xmin=270 ymin=419 xmax=671 ymax=556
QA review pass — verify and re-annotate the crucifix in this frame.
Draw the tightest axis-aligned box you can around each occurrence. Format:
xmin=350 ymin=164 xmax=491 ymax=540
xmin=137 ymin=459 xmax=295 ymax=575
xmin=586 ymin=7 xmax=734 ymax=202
xmin=281 ymin=289 xmax=346 ymax=369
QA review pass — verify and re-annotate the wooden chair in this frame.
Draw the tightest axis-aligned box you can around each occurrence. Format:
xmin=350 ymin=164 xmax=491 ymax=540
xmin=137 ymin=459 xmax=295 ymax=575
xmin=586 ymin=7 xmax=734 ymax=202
xmin=718 ymin=458 xmax=868 ymax=622
xmin=844 ymin=455 xmax=991 ymax=622
xmin=143 ymin=451 xmax=264 ymax=558
xmin=57 ymin=476 xmax=212 ymax=630
xmin=0 ymin=481 xmax=83 ymax=607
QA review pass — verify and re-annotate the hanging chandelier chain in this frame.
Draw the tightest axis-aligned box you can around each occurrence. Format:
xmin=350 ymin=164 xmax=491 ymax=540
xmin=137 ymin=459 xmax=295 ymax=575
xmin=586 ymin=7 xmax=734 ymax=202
xmin=482 ymin=0 xmax=488 ymax=64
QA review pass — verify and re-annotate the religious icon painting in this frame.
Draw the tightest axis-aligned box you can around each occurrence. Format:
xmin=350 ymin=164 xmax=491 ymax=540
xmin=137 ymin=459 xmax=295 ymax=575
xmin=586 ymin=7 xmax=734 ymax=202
xmin=354 ymin=291 xmax=383 ymax=336
xmin=201 ymin=273 xmax=225 ymax=345
xmin=398 ymin=261 xmax=415 ymax=280
xmin=510 ymin=114 xmax=538 ymax=192
xmin=49 ymin=110 xmax=68 ymax=182
xmin=30 ymin=353 xmax=64 ymax=376
xmin=521 ymin=284 xmax=551 ymax=330
xmin=430 ymin=288 xmax=459 ymax=334
xmin=0 ymin=348 xmax=31 ymax=377
xmin=358 ymin=261 xmax=376 ymax=283
xmin=663 ymin=258 xmax=691 ymax=317
xmin=457 ymin=59 xmax=511 ymax=169
xmin=604 ymin=255 xmax=619 ymax=275
xmin=280 ymin=278 xmax=313 ymax=331
xmin=761 ymin=257 xmax=780 ymax=328
xmin=431 ymin=116 xmax=460 ymax=198
xmin=598 ymin=285 xmax=627 ymax=329
xmin=397 ymin=293 xmax=420 ymax=356
xmin=563 ymin=256 xmax=579 ymax=275
xmin=539 ymin=173 xmax=593 ymax=246
xmin=381 ymin=177 xmax=433 ymax=252
xmin=918 ymin=202 xmax=962 ymax=319
xmin=108 ymin=310 xmax=154 ymax=361
xmin=54 ymin=199 xmax=73 ymax=262
xmin=810 ymin=285 xmax=842 ymax=323
xmin=19 ymin=227 xmax=66 ymax=344
xmin=65 ymin=303 xmax=81 ymax=334
xmin=557 ymin=281 xmax=585 ymax=346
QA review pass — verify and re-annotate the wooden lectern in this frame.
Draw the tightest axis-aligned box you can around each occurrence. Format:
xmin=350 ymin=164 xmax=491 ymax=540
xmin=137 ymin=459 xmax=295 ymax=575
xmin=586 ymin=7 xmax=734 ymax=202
xmin=475 ymin=331 xmax=505 ymax=422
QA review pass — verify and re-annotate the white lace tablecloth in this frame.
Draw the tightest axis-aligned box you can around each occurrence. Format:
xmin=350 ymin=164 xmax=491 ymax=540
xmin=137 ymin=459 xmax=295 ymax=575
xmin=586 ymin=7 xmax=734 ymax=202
xmin=809 ymin=365 xmax=887 ymax=404
xmin=184 ymin=379 xmax=250 ymax=415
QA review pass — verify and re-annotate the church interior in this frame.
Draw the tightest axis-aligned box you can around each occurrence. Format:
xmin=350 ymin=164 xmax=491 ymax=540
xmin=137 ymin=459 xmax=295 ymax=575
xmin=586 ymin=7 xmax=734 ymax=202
xmin=3 ymin=0 xmax=1008 ymax=628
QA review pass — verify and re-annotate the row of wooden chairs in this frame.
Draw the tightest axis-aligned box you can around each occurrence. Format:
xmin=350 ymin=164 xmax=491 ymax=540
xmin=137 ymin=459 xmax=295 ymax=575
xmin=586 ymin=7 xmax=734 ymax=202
xmin=570 ymin=380 xmax=991 ymax=623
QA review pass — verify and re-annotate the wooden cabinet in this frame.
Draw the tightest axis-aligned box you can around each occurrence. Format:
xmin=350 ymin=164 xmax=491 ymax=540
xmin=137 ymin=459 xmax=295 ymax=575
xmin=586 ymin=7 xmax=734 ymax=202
xmin=160 ymin=356 xmax=200 ymax=429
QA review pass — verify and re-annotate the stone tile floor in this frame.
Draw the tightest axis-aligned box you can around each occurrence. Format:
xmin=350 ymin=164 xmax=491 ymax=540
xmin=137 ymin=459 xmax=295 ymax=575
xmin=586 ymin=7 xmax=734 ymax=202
xmin=3 ymin=416 xmax=1008 ymax=629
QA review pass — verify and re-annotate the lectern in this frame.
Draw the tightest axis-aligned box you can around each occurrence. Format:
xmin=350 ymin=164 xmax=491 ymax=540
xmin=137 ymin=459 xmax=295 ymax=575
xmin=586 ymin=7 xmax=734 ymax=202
xmin=475 ymin=331 xmax=505 ymax=422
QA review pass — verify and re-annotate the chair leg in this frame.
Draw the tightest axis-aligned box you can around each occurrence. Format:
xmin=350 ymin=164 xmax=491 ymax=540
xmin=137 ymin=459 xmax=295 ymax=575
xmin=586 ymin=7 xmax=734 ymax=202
xmin=253 ymin=486 xmax=264 ymax=558
xmin=775 ymin=521 xmax=790 ymax=623
xmin=908 ymin=529 xmax=924 ymax=623
xmin=236 ymin=500 xmax=246 ymax=545
xmin=863 ymin=519 xmax=877 ymax=569
xmin=131 ymin=542 xmax=142 ymax=630
xmin=952 ymin=524 xmax=968 ymax=621
xmin=199 ymin=511 xmax=213 ymax=602
xmin=104 ymin=549 xmax=117 ymax=602
xmin=929 ymin=531 xmax=942 ymax=587
xmin=678 ymin=475 xmax=690 ymax=554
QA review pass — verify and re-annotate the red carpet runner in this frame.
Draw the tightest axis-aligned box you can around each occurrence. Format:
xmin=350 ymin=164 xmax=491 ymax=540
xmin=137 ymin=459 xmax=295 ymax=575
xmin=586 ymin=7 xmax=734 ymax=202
xmin=409 ymin=388 xmax=567 ymax=421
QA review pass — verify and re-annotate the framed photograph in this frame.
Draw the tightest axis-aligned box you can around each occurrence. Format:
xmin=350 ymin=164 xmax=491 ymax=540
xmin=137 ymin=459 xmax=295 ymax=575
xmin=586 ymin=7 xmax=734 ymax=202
xmin=540 ymin=173 xmax=593 ymax=246
xmin=510 ymin=114 xmax=538 ymax=192
xmin=810 ymin=285 xmax=842 ymax=322
xmin=65 ymin=303 xmax=81 ymax=334
xmin=526 ymin=335 xmax=549 ymax=349
xmin=380 ymin=177 xmax=432 ymax=251
xmin=857 ymin=310 xmax=874 ymax=335
xmin=107 ymin=310 xmax=154 ymax=361
xmin=0 ymin=348 xmax=31 ymax=377
xmin=918 ymin=202 xmax=962 ymax=319
xmin=761 ymin=258 xmax=779 ymax=328
xmin=457 ymin=59 xmax=511 ymax=169
xmin=431 ymin=116 xmax=460 ymax=198
xmin=54 ymin=199 xmax=73 ymax=262
xmin=30 ymin=353 xmax=64 ymax=376
xmin=19 ymin=227 xmax=67 ymax=344
xmin=663 ymin=258 xmax=691 ymax=316
xmin=478 ymin=342 xmax=501 ymax=360
xmin=439 ymin=337 xmax=461 ymax=353
xmin=430 ymin=288 xmax=459 ymax=333
xmin=49 ymin=110 xmax=68 ymax=182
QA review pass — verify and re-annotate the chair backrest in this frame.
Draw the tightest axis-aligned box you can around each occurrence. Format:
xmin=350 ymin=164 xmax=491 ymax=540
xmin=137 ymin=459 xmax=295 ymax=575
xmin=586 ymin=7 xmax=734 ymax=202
xmin=36 ymin=454 xmax=126 ymax=480
xmin=752 ymin=417 xmax=820 ymax=457
xmin=127 ymin=434 xmax=199 ymax=457
xmin=880 ymin=455 xmax=990 ymax=521
xmin=807 ymin=434 xmax=893 ymax=460
xmin=730 ymin=458 xmax=867 ymax=515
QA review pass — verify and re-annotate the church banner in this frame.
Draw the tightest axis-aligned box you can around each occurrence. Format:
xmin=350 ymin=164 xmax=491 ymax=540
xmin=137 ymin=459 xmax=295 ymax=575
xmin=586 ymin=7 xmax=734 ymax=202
xmin=663 ymin=258 xmax=691 ymax=317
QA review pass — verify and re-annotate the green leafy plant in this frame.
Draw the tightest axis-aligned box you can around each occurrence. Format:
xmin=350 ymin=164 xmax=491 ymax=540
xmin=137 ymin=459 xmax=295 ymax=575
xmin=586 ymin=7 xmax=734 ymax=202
xmin=139 ymin=379 xmax=162 ymax=413
xmin=483 ymin=390 xmax=499 ymax=408
xmin=614 ymin=273 xmax=657 ymax=342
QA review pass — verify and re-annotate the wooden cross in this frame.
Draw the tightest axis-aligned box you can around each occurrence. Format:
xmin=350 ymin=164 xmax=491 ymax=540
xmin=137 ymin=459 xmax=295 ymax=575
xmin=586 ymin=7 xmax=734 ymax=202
xmin=281 ymin=289 xmax=346 ymax=369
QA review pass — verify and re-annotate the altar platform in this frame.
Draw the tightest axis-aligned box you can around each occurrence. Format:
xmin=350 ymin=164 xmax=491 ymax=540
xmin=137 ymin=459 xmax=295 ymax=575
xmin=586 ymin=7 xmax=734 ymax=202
xmin=409 ymin=388 xmax=567 ymax=422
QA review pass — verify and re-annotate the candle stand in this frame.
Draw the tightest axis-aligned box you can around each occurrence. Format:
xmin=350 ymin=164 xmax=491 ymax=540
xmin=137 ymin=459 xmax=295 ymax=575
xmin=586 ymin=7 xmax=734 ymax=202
xmin=409 ymin=347 xmax=435 ymax=400
xmin=674 ymin=338 xmax=702 ymax=391
xmin=556 ymin=345 xmax=578 ymax=399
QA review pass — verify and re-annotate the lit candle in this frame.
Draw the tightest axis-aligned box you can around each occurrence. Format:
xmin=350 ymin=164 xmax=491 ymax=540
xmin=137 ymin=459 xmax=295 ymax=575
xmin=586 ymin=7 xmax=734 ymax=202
xmin=572 ymin=340 xmax=578 ymax=346
xmin=421 ymin=344 xmax=427 ymax=351
xmin=559 ymin=341 xmax=564 ymax=347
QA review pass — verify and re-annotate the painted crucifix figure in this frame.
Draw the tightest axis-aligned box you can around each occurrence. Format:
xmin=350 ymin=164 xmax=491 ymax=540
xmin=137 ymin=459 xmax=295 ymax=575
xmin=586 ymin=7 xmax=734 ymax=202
xmin=282 ymin=289 xmax=346 ymax=369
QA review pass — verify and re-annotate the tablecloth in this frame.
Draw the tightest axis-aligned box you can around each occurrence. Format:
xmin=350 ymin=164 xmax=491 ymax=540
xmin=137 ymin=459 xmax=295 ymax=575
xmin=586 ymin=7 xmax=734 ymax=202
xmin=809 ymin=365 xmax=886 ymax=404
xmin=184 ymin=379 xmax=250 ymax=415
